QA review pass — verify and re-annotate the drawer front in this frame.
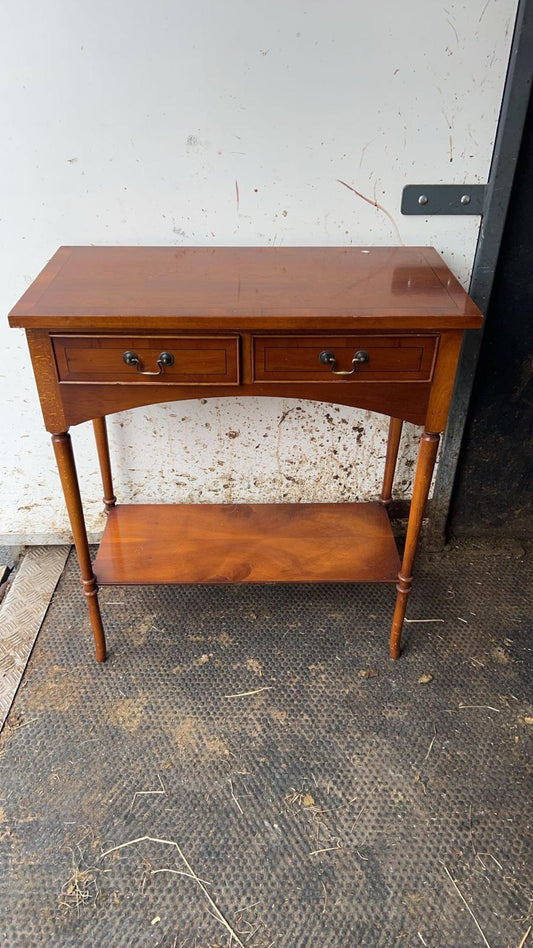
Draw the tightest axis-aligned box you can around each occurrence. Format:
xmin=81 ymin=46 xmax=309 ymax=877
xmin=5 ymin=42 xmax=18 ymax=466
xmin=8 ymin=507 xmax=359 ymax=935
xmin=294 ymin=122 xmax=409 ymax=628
xmin=253 ymin=334 xmax=437 ymax=382
xmin=53 ymin=335 xmax=240 ymax=384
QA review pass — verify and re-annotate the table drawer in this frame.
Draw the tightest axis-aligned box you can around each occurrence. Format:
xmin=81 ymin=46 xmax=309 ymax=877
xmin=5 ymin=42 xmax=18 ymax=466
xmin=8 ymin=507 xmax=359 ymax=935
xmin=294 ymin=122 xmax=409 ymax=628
xmin=252 ymin=334 xmax=437 ymax=382
xmin=52 ymin=335 xmax=240 ymax=384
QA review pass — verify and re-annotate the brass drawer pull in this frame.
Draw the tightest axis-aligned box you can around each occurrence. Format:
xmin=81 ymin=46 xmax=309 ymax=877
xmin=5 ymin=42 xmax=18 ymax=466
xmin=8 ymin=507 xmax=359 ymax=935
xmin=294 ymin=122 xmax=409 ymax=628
xmin=122 ymin=350 xmax=175 ymax=376
xmin=319 ymin=349 xmax=369 ymax=375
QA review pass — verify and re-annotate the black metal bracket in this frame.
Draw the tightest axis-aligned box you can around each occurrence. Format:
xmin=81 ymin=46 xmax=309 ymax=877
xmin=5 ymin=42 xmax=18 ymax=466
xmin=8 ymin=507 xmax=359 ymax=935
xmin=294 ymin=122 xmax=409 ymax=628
xmin=401 ymin=184 xmax=486 ymax=215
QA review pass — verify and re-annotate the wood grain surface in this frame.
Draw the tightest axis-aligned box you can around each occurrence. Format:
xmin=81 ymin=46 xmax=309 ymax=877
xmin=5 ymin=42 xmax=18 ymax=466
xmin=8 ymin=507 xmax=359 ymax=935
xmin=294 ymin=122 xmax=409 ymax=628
xmin=253 ymin=333 xmax=437 ymax=381
xmin=52 ymin=334 xmax=239 ymax=384
xmin=56 ymin=376 xmax=432 ymax=428
xmin=9 ymin=246 xmax=483 ymax=331
xmin=93 ymin=502 xmax=401 ymax=585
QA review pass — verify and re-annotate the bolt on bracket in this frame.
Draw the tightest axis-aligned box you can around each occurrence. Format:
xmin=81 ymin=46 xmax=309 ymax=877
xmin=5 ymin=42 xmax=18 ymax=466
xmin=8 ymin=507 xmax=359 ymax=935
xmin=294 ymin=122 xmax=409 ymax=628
xmin=401 ymin=184 xmax=486 ymax=215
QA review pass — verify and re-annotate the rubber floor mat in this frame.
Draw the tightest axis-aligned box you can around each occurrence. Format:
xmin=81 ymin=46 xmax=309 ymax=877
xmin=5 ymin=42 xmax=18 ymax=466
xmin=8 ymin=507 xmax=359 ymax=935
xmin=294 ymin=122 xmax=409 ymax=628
xmin=0 ymin=543 xmax=531 ymax=947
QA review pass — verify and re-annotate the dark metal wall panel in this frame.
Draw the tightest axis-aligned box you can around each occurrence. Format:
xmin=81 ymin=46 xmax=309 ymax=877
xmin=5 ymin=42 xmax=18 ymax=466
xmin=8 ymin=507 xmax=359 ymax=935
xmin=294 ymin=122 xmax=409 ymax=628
xmin=427 ymin=0 xmax=533 ymax=547
xmin=448 ymin=85 xmax=533 ymax=538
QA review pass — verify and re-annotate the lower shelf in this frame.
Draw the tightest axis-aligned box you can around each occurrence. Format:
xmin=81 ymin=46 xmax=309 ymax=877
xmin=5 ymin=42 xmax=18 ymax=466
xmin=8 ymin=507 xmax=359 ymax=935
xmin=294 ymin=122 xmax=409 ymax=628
xmin=93 ymin=502 xmax=401 ymax=585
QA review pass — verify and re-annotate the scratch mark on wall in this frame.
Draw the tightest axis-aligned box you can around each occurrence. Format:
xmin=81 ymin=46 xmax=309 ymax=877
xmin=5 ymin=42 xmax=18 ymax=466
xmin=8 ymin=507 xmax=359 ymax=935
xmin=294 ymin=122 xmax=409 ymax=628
xmin=235 ymin=179 xmax=240 ymax=212
xmin=479 ymin=0 xmax=491 ymax=23
xmin=359 ymin=135 xmax=380 ymax=169
xmin=337 ymin=179 xmax=403 ymax=245
xmin=442 ymin=109 xmax=453 ymax=131
xmin=276 ymin=404 xmax=298 ymax=475
xmin=449 ymin=135 xmax=454 ymax=163
xmin=446 ymin=18 xmax=459 ymax=44
xmin=278 ymin=406 xmax=298 ymax=428
xmin=467 ymin=124 xmax=480 ymax=147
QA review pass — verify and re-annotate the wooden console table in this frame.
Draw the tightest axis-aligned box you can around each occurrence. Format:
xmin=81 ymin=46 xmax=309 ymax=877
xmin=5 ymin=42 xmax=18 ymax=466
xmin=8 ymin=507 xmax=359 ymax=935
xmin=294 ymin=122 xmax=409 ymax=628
xmin=8 ymin=246 xmax=482 ymax=661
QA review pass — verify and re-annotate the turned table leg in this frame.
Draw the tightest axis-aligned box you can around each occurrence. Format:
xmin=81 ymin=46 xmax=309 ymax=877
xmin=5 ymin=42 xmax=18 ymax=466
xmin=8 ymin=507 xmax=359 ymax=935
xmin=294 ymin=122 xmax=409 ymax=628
xmin=52 ymin=431 xmax=107 ymax=662
xmin=379 ymin=417 xmax=403 ymax=508
xmin=93 ymin=416 xmax=116 ymax=512
xmin=389 ymin=430 xmax=440 ymax=659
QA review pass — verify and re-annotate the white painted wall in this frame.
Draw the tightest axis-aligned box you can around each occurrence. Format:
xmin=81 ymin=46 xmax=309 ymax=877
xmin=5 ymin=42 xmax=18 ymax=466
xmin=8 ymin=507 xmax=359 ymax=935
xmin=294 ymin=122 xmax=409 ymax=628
xmin=0 ymin=0 xmax=517 ymax=542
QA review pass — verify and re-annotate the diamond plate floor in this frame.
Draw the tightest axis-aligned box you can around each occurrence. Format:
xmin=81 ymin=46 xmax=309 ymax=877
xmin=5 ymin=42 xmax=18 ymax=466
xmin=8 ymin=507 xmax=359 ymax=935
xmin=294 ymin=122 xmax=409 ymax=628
xmin=0 ymin=543 xmax=531 ymax=948
xmin=0 ymin=546 xmax=69 ymax=729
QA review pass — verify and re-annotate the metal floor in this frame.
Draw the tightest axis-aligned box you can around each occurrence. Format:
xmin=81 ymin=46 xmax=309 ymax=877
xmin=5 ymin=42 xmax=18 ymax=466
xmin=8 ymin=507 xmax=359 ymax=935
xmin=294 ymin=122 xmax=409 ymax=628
xmin=0 ymin=542 xmax=531 ymax=948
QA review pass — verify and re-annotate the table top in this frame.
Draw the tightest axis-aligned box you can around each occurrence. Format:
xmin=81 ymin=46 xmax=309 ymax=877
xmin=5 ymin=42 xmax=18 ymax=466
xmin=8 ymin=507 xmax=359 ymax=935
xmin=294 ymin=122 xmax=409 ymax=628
xmin=8 ymin=245 xmax=482 ymax=332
